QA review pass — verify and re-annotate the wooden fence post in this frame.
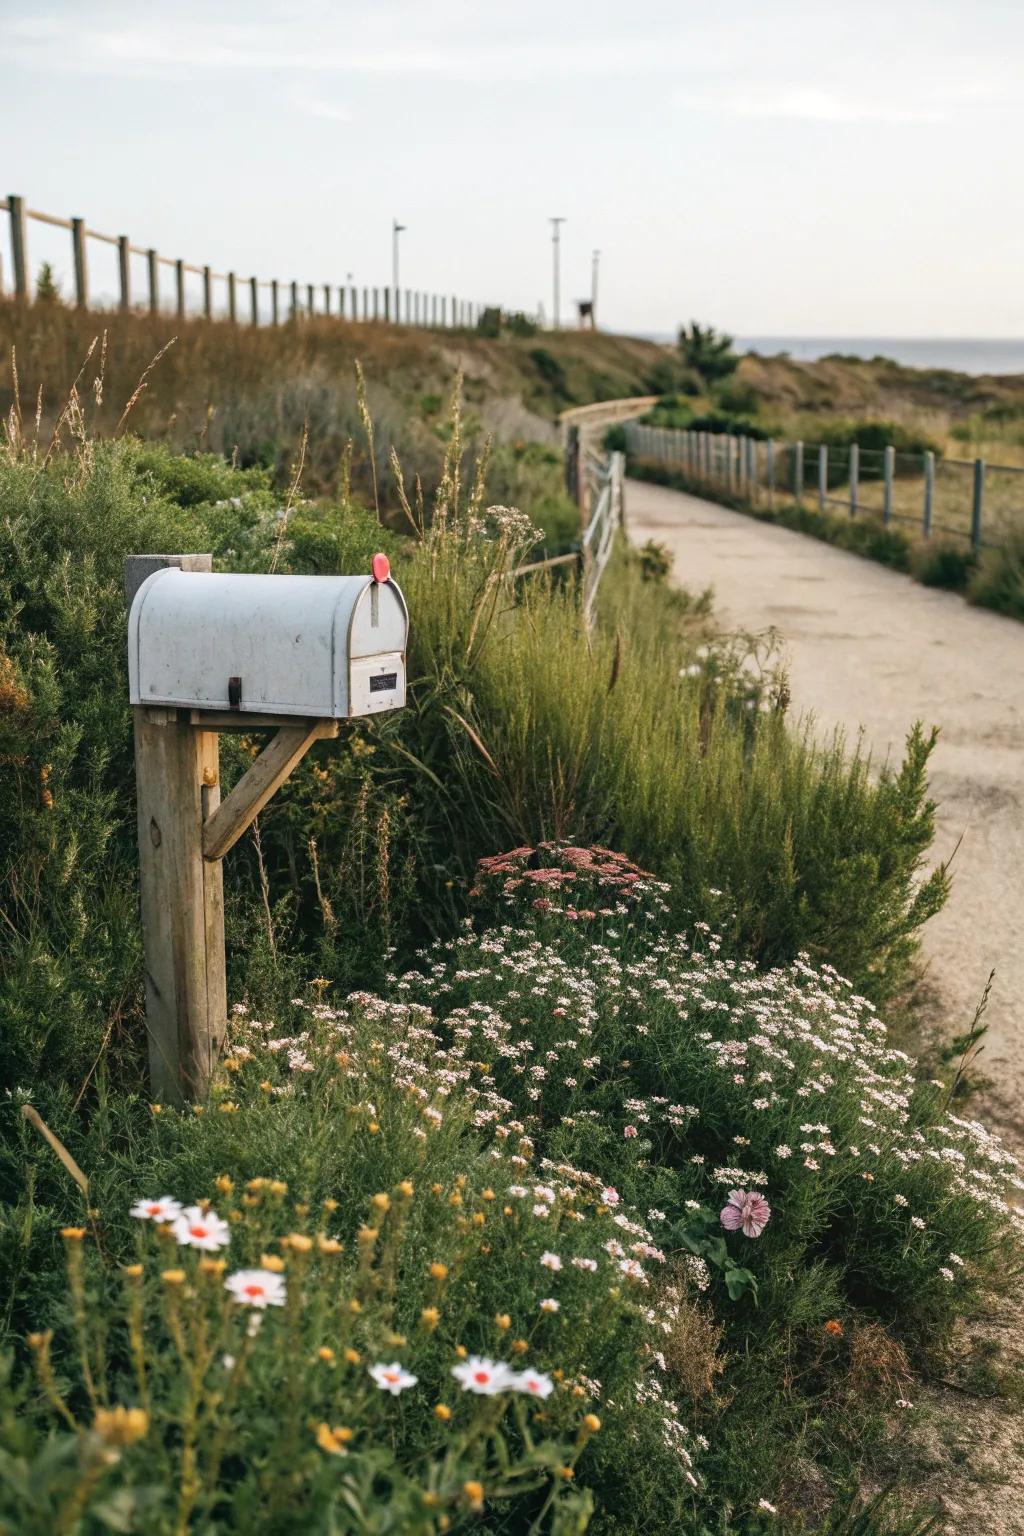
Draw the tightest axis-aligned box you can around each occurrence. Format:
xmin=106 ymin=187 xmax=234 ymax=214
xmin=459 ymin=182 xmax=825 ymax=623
xmin=883 ymin=445 xmax=894 ymax=524
xmin=250 ymin=276 xmax=259 ymax=324
xmin=203 ymin=265 xmax=212 ymax=319
xmin=7 ymin=194 xmax=28 ymax=300
xmin=125 ymin=554 xmax=226 ymax=1104
xmin=383 ymin=288 xmax=390 ymax=322
xmin=794 ymin=440 xmax=804 ymax=502
xmin=818 ymin=445 xmax=828 ymax=512
xmin=971 ymin=459 xmax=985 ymax=549
xmin=271 ymin=279 xmax=279 ymax=325
xmin=290 ymin=280 xmax=299 ymax=319
xmin=227 ymin=272 xmax=237 ymax=322
xmin=175 ymin=259 xmax=185 ymax=319
xmin=71 ymin=217 xmax=88 ymax=307
xmin=147 ymin=249 xmax=159 ymax=313
xmin=923 ymin=450 xmax=934 ymax=536
xmin=323 ymin=282 xmax=331 ymax=315
xmin=306 ymin=282 xmax=315 ymax=315
xmin=118 ymin=235 xmax=131 ymax=310
xmin=849 ymin=442 xmax=859 ymax=517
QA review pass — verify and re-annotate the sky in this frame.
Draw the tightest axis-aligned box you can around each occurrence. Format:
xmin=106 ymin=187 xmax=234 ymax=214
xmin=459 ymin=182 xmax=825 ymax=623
xmin=2 ymin=0 xmax=1022 ymax=336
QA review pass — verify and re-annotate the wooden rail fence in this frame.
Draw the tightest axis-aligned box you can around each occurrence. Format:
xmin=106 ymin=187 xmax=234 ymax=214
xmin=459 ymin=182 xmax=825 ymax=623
xmin=1 ymin=194 xmax=485 ymax=328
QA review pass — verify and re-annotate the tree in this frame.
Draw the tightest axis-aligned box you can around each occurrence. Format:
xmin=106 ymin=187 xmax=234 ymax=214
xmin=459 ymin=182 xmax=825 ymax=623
xmin=35 ymin=262 xmax=61 ymax=303
xmin=678 ymin=322 xmax=737 ymax=384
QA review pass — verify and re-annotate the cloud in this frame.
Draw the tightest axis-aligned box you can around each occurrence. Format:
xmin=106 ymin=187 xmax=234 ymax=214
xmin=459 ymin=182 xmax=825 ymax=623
xmin=290 ymin=92 xmax=352 ymax=123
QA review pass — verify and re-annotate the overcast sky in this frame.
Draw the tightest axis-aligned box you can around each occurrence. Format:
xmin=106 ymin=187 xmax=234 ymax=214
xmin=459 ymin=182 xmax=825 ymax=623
xmin=3 ymin=0 xmax=1021 ymax=336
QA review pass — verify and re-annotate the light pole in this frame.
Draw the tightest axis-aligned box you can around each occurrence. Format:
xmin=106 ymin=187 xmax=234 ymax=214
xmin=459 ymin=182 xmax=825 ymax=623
xmin=591 ymin=249 xmax=600 ymax=329
xmin=392 ymin=219 xmax=406 ymax=324
xmin=549 ymin=216 xmax=565 ymax=330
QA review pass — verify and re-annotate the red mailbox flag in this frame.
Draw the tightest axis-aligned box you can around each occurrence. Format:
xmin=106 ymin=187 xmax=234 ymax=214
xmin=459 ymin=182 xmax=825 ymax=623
xmin=371 ymin=552 xmax=391 ymax=583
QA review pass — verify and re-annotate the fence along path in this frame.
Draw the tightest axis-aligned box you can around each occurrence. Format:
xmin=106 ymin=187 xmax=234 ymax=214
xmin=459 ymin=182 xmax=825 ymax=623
xmin=624 ymin=471 xmax=1024 ymax=1144
xmin=626 ymin=420 xmax=1024 ymax=549
xmin=1 ymin=193 xmax=484 ymax=328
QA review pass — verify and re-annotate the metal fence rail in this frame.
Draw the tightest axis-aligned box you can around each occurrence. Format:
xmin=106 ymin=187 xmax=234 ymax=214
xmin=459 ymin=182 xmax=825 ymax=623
xmin=1 ymin=193 xmax=486 ymax=328
xmin=509 ymin=445 xmax=624 ymax=623
xmin=625 ymin=422 xmax=1024 ymax=550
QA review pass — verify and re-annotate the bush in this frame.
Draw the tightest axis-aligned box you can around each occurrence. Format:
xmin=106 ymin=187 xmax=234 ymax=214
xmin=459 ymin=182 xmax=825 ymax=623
xmin=3 ymin=988 xmax=699 ymax=1534
xmin=529 ymin=348 xmax=570 ymax=399
xmin=388 ymin=852 xmax=1020 ymax=1511
xmin=968 ymin=527 xmax=1024 ymax=619
xmin=910 ymin=540 xmax=977 ymax=592
xmin=678 ymin=323 xmax=738 ymax=385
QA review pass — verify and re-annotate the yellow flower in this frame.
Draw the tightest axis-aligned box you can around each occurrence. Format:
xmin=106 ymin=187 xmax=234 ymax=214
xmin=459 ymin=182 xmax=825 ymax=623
xmin=218 ymin=1102 xmax=238 ymax=1114
xmin=367 ymin=1122 xmax=380 ymax=1134
xmin=348 ymin=1299 xmax=362 ymax=1315
xmin=199 ymin=1258 xmax=226 ymax=1278
xmin=60 ymin=1227 xmax=86 ymax=1242
xmin=93 ymin=1406 xmax=149 ymax=1446
xmin=454 ymin=1344 xmax=467 ymax=1359
xmin=463 ymin=1481 xmax=484 ymax=1510
xmin=371 ymin=1192 xmax=391 ymax=1214
xmin=344 ymin=1348 xmax=361 ymax=1365
xmin=396 ymin=1180 xmax=414 ymax=1199
xmin=472 ymin=1212 xmax=485 ymax=1227
xmin=511 ymin=1338 xmax=529 ymax=1355
xmin=26 ymin=1331 xmax=52 ymax=1352
xmin=283 ymin=1233 xmax=313 ymax=1254
xmin=317 ymin=1235 xmax=343 ymax=1255
xmin=259 ymin=1253 xmax=286 ymax=1273
xmin=317 ymin=1347 xmax=336 ymax=1364
xmin=259 ymin=1081 xmax=273 ymax=1094
xmin=494 ymin=1314 xmax=511 ymax=1331
xmin=481 ymin=1189 xmax=495 ymax=1201
xmin=422 ymin=1491 xmax=440 ymax=1508
xmin=386 ymin=1332 xmax=407 ymax=1348
xmin=322 ymin=1198 xmax=339 ymax=1213
xmin=356 ymin=1226 xmax=379 ymax=1247
xmin=503 ymin=1206 xmax=514 ymax=1217
xmin=149 ymin=1104 xmax=162 ymax=1115
xmin=295 ymin=1203 xmax=310 ymax=1219
xmin=228 ymin=1210 xmax=243 ymax=1224
xmin=434 ymin=1403 xmax=452 ymax=1421
xmin=449 ymin=1192 xmax=462 ymax=1208
xmin=269 ymin=1180 xmax=288 ymax=1198
xmin=161 ymin=1269 xmax=186 ymax=1287
xmin=560 ymin=1467 xmax=575 ymax=1481
xmin=192 ymin=1105 xmax=204 ymax=1116
xmin=431 ymin=1183 xmax=443 ymax=1196
xmin=215 ymin=1175 xmax=234 ymax=1195
xmin=421 ymin=1307 xmax=440 ymax=1331
xmin=315 ymin=1423 xmax=353 ymax=1455
xmin=428 ymin=1262 xmax=448 ymax=1280
xmin=122 ymin=1263 xmax=143 ymax=1279
xmin=223 ymin=1058 xmax=241 ymax=1073
xmin=582 ymin=1413 xmax=601 ymax=1433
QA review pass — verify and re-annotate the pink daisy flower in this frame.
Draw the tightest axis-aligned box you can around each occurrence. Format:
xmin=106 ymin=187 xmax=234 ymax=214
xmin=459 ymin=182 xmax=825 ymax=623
xmin=720 ymin=1188 xmax=771 ymax=1238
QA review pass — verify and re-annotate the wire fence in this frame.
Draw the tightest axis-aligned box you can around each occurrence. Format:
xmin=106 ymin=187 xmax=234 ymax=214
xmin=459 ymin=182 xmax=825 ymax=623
xmin=625 ymin=422 xmax=1024 ymax=549
xmin=1 ymin=193 xmax=488 ymax=328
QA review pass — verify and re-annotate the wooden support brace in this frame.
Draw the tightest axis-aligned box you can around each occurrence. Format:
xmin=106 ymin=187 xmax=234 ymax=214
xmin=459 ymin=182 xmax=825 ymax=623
xmin=202 ymin=720 xmax=334 ymax=862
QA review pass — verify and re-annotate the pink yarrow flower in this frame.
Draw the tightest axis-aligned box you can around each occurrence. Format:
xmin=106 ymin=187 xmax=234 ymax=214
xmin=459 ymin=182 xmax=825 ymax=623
xmin=720 ymin=1188 xmax=771 ymax=1238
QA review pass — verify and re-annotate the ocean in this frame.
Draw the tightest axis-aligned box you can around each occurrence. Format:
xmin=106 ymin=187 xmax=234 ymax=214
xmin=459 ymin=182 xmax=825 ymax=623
xmin=733 ymin=337 xmax=1024 ymax=377
xmin=637 ymin=335 xmax=1024 ymax=376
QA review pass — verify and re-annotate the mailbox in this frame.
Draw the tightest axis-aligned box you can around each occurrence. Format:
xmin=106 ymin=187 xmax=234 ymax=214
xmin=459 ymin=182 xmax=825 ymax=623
xmin=128 ymin=564 xmax=408 ymax=718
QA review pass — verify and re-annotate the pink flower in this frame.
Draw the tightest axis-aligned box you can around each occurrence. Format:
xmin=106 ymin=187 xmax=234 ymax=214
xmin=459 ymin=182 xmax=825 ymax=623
xmin=623 ymin=1126 xmax=638 ymax=1139
xmin=720 ymin=1188 xmax=771 ymax=1239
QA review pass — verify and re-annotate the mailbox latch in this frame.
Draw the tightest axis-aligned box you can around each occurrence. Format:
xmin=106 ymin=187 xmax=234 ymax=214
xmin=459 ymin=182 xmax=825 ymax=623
xmin=228 ymin=676 xmax=242 ymax=710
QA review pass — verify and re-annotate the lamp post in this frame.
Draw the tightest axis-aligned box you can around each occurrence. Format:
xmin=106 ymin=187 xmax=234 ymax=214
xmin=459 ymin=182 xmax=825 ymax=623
xmin=549 ymin=216 xmax=565 ymax=330
xmin=392 ymin=219 xmax=406 ymax=324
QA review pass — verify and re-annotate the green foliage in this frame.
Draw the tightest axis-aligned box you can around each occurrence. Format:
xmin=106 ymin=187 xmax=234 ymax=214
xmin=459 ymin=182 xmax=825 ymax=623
xmin=910 ymin=540 xmax=977 ymax=592
xmin=476 ymin=305 xmax=503 ymax=338
xmin=637 ymin=538 xmax=672 ymax=582
xmin=815 ymin=420 xmax=940 ymax=459
xmin=506 ymin=311 xmax=539 ymax=338
xmin=968 ymin=526 xmax=1024 ymax=619
xmin=679 ymin=323 xmax=739 ymax=385
xmin=34 ymin=263 xmax=61 ymax=304
xmin=529 ymin=347 xmax=571 ymax=400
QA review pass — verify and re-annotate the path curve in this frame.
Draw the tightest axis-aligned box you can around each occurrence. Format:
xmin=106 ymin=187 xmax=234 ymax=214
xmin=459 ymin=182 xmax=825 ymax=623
xmin=626 ymin=477 xmax=1024 ymax=1140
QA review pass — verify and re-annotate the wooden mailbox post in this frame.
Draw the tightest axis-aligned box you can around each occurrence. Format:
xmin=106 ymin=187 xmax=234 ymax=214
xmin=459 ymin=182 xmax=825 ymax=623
xmin=126 ymin=552 xmax=408 ymax=1103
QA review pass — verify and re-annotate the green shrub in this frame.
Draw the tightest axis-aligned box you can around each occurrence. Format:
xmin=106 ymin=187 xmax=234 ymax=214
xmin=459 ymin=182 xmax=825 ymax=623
xmin=476 ymin=305 xmax=502 ymax=338
xmin=393 ymin=851 xmax=1018 ymax=1512
xmin=506 ymin=311 xmax=539 ymax=338
xmin=910 ymin=540 xmax=976 ymax=592
xmin=529 ymin=348 xmax=570 ymax=399
xmin=678 ymin=323 xmax=738 ymax=385
xmin=968 ymin=527 xmax=1024 ymax=618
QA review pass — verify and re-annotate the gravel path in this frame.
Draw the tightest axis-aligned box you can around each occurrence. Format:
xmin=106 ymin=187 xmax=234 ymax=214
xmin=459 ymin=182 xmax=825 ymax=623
xmin=625 ymin=477 xmax=1024 ymax=1141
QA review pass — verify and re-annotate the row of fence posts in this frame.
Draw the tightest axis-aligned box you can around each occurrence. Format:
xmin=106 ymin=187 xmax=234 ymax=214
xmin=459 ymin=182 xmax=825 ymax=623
xmin=3 ymin=195 xmax=483 ymax=327
xmin=627 ymin=423 xmax=987 ymax=549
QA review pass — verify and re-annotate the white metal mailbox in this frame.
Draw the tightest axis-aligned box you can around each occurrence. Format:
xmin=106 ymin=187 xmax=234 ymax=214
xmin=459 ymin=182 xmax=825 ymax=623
xmin=128 ymin=565 xmax=408 ymax=718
